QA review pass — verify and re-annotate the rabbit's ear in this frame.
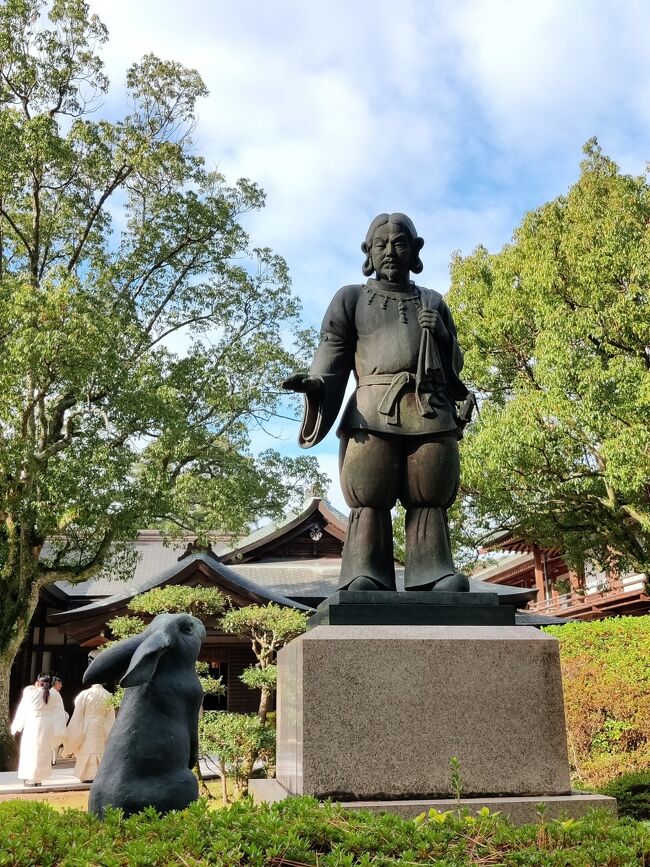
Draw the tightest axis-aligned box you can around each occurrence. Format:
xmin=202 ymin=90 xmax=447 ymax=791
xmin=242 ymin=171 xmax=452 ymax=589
xmin=120 ymin=628 xmax=172 ymax=688
xmin=83 ymin=633 xmax=145 ymax=686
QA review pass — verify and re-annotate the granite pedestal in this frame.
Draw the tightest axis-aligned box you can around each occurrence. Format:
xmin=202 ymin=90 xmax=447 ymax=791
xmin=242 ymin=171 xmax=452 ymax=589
xmin=262 ymin=624 xmax=616 ymax=820
xmin=277 ymin=625 xmax=573 ymax=800
xmin=249 ymin=779 xmax=616 ymax=823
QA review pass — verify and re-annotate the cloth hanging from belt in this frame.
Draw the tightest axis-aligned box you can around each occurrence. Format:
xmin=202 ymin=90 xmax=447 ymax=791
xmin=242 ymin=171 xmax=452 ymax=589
xmin=415 ymin=288 xmax=447 ymax=417
xmin=357 ymin=372 xmax=439 ymax=424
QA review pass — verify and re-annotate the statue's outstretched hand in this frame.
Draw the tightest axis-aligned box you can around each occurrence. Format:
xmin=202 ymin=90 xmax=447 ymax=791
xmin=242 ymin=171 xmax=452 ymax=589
xmin=282 ymin=374 xmax=323 ymax=394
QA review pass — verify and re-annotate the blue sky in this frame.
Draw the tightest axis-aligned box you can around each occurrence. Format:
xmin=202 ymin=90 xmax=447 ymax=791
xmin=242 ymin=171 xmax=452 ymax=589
xmin=89 ymin=0 xmax=650 ymax=511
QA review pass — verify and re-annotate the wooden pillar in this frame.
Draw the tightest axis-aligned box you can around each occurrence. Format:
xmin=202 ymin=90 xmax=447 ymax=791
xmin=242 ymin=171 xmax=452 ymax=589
xmin=533 ymin=545 xmax=546 ymax=601
xmin=568 ymin=566 xmax=584 ymax=593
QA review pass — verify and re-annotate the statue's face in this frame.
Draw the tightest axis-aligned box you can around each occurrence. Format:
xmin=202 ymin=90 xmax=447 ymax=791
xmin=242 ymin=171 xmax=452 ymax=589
xmin=369 ymin=221 xmax=412 ymax=283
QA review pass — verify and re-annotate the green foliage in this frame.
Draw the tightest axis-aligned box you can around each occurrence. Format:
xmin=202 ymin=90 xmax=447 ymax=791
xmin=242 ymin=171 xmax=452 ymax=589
xmin=0 ymin=797 xmax=647 ymax=865
xmin=104 ymin=588 xmax=228 ymax=705
xmin=545 ymin=616 xmax=650 ymax=787
xmin=195 ymin=661 xmax=226 ymax=699
xmin=221 ymin=603 xmax=307 ymax=725
xmin=105 ymin=615 xmax=145 ymax=641
xmin=0 ymin=0 xmax=327 ymax=765
xmin=391 ymin=505 xmax=406 ymax=563
xmin=218 ymin=604 xmax=307 ymax=793
xmin=598 ymin=771 xmax=650 ymax=820
xmin=449 ymin=756 xmax=463 ymax=803
xmin=220 ymin=604 xmax=308 ymax=667
xmin=128 ymin=586 xmax=227 ymax=619
xmin=199 ymin=712 xmax=274 ymax=798
xmin=448 ymin=140 xmax=650 ymax=574
xmin=239 ymin=664 xmax=277 ymax=692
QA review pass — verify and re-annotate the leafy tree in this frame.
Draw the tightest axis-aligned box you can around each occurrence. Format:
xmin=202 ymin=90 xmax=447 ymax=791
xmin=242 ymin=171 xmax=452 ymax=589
xmin=448 ymin=141 xmax=650 ymax=575
xmin=0 ymin=0 xmax=325 ymax=767
xmin=219 ymin=603 xmax=308 ymax=795
xmin=544 ymin=617 xmax=650 ymax=787
xmin=128 ymin=586 xmax=227 ymax=621
xmin=220 ymin=604 xmax=308 ymax=725
xmin=198 ymin=712 xmax=275 ymax=803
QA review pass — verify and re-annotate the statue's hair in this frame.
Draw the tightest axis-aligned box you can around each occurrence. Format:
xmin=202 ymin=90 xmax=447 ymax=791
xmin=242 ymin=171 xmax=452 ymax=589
xmin=361 ymin=212 xmax=424 ymax=277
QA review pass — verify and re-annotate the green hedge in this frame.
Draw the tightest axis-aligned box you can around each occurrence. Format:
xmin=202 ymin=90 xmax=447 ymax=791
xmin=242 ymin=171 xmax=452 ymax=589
xmin=544 ymin=616 xmax=650 ymax=787
xmin=598 ymin=771 xmax=650 ymax=821
xmin=0 ymin=797 xmax=648 ymax=866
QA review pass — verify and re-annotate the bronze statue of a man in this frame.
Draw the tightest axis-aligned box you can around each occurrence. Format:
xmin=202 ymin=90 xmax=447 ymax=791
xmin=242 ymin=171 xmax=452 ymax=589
xmin=284 ymin=213 xmax=471 ymax=593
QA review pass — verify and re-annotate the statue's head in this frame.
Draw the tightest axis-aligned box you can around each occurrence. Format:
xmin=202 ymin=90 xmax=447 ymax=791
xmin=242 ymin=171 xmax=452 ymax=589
xmin=361 ymin=213 xmax=424 ymax=282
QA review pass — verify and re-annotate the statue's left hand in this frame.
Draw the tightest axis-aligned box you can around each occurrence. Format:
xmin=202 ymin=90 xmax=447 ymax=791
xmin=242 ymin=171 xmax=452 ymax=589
xmin=417 ymin=308 xmax=446 ymax=337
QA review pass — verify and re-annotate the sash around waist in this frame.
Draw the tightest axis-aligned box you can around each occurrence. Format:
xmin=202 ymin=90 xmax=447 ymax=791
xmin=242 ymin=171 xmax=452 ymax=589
xmin=357 ymin=372 xmax=422 ymax=423
xmin=357 ymin=373 xmax=416 ymax=387
xmin=344 ymin=372 xmax=458 ymax=436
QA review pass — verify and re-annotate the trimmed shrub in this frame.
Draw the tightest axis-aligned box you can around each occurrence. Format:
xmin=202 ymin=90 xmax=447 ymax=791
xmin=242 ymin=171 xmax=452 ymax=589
xmin=0 ymin=798 xmax=647 ymax=866
xmin=598 ymin=771 xmax=650 ymax=821
xmin=545 ymin=616 xmax=650 ymax=788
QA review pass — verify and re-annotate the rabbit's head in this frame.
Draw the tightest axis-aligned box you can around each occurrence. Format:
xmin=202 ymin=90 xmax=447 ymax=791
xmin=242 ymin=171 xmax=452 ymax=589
xmin=83 ymin=612 xmax=206 ymax=689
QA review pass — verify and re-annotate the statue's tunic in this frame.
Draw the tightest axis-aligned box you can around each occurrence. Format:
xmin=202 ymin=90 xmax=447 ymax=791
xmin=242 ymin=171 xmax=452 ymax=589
xmin=298 ymin=279 xmax=468 ymax=447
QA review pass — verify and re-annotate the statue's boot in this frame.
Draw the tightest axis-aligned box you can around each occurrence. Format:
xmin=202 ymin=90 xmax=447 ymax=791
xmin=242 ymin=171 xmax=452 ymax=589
xmin=346 ymin=575 xmax=386 ymax=591
xmin=337 ymin=506 xmax=396 ymax=591
xmin=403 ymin=506 xmax=469 ymax=592
xmin=424 ymin=572 xmax=470 ymax=592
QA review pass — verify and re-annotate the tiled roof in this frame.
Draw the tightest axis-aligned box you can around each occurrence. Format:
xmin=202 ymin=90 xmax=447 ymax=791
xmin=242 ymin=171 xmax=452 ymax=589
xmin=235 ymin=562 xmax=342 ymax=599
xmin=221 ymin=497 xmax=348 ymax=562
xmin=50 ymin=553 xmax=313 ymax=624
xmin=471 ymin=553 xmax=533 ymax=583
xmin=54 ymin=534 xmax=229 ymax=599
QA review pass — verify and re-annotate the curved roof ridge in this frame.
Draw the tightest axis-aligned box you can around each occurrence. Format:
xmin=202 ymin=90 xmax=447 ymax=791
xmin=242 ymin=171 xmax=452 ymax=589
xmin=220 ymin=496 xmax=347 ymax=563
xmin=49 ymin=552 xmax=313 ymax=626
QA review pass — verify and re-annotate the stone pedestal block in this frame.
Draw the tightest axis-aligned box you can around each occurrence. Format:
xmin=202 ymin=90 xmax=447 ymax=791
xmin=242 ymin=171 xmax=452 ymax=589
xmin=276 ymin=625 xmax=572 ymax=800
xmin=249 ymin=779 xmax=617 ymax=824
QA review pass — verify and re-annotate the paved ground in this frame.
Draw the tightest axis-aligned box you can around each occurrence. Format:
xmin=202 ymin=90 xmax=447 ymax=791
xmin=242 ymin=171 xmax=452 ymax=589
xmin=0 ymin=757 xmax=220 ymax=796
xmin=0 ymin=762 xmax=89 ymax=795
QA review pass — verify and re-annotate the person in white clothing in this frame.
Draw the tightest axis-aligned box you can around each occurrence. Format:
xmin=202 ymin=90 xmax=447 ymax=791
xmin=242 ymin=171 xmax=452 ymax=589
xmin=49 ymin=675 xmax=68 ymax=764
xmin=10 ymin=674 xmax=56 ymax=786
xmin=65 ymin=683 xmax=115 ymax=782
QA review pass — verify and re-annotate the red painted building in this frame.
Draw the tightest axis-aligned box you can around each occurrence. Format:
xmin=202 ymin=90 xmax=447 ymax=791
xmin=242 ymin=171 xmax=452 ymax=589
xmin=475 ymin=530 xmax=649 ymax=620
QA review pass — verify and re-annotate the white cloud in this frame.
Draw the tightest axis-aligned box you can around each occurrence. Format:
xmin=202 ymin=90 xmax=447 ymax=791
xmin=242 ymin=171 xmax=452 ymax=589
xmin=85 ymin=0 xmax=650 ymax=327
xmin=447 ymin=0 xmax=650 ymax=161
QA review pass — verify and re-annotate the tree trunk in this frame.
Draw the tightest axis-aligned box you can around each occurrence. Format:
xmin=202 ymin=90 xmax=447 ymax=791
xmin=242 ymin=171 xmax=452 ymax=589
xmin=257 ymin=686 xmax=272 ymax=727
xmin=0 ymin=654 xmax=18 ymax=771
xmin=235 ymin=756 xmax=254 ymax=799
xmin=219 ymin=759 xmax=229 ymax=804
xmin=0 ymin=586 xmax=40 ymax=771
xmin=232 ymin=684 xmax=275 ymax=797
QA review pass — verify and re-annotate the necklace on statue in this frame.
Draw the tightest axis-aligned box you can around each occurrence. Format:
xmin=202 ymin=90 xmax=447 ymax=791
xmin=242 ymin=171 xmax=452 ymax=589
xmin=364 ymin=281 xmax=421 ymax=323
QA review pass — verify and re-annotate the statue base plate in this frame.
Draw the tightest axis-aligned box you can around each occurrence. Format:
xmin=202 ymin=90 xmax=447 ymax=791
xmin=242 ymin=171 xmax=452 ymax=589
xmin=308 ymin=590 xmax=515 ymax=627
xmin=248 ymin=778 xmax=617 ymax=824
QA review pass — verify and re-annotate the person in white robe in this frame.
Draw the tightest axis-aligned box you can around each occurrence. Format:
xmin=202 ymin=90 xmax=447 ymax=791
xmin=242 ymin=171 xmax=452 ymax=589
xmin=64 ymin=683 xmax=115 ymax=782
xmin=10 ymin=675 xmax=56 ymax=786
xmin=49 ymin=676 xmax=68 ymax=764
